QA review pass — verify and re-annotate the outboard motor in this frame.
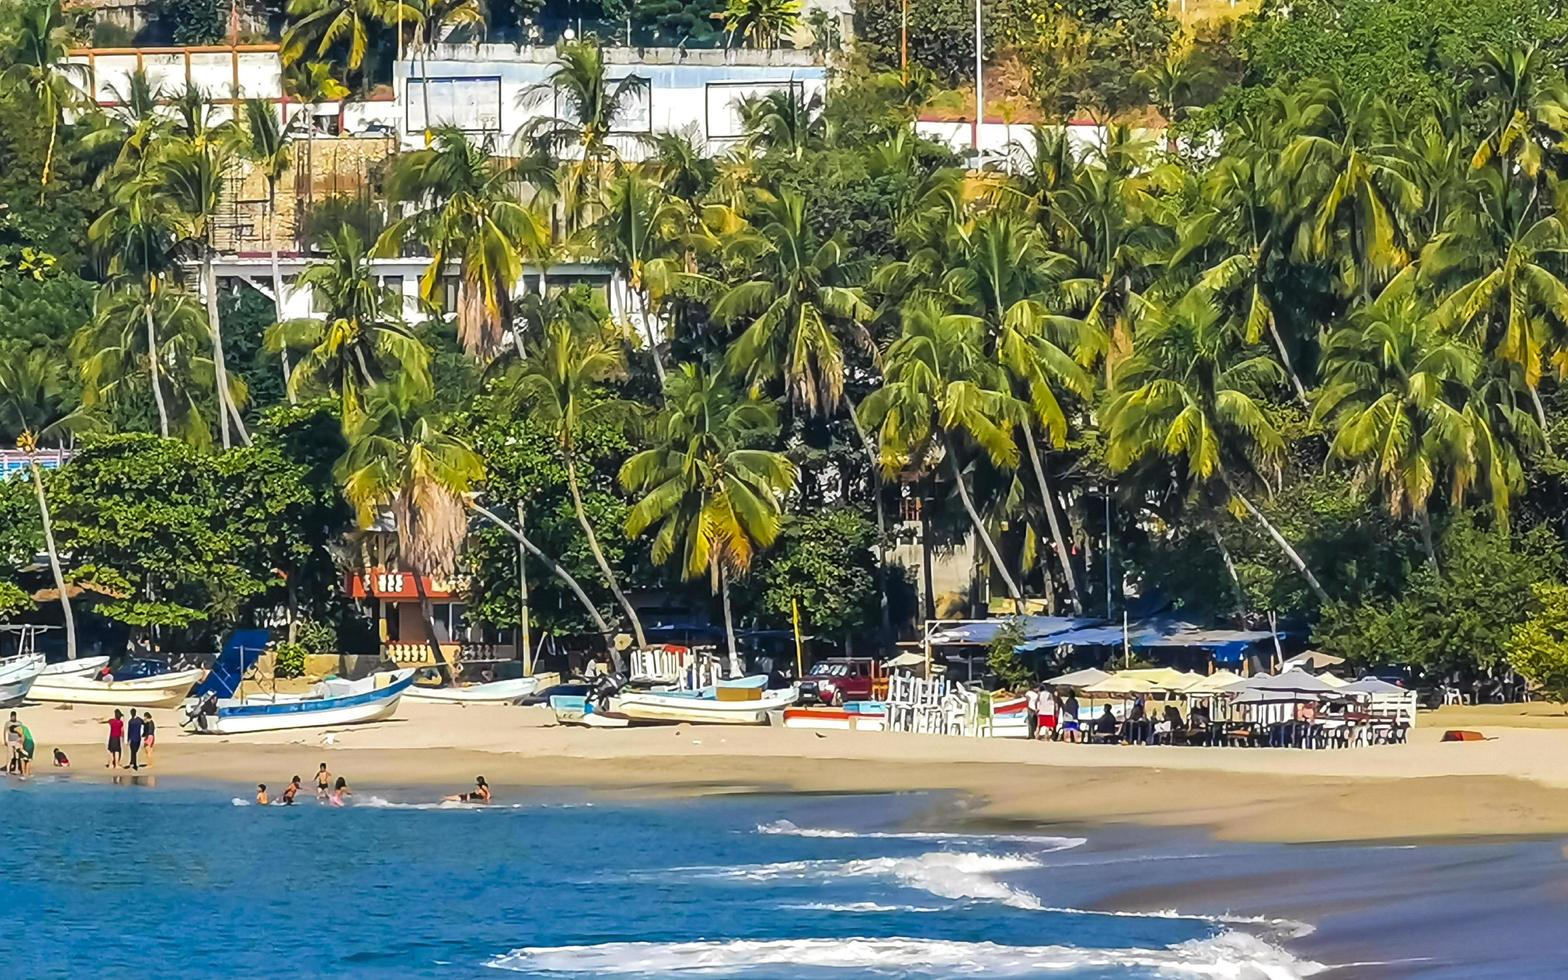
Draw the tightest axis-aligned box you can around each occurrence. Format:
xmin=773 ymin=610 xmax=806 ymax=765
xmin=590 ymin=673 xmax=625 ymax=710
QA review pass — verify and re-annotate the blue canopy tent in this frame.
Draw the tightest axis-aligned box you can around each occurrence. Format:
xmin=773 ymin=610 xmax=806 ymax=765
xmin=925 ymin=616 xmax=1100 ymax=646
xmin=1018 ymin=619 xmax=1277 ymax=666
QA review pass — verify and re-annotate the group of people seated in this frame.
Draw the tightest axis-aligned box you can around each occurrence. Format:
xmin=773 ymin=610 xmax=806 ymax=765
xmin=1082 ymin=698 xmax=1214 ymax=745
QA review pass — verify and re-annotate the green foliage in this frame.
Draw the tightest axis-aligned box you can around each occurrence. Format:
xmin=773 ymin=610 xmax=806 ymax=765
xmin=1507 ymin=582 xmax=1568 ymax=698
xmin=741 ymin=506 xmax=880 ymax=636
xmin=853 ymin=0 xmax=1015 ymax=85
xmin=1313 ymin=517 xmax=1564 ymax=676
xmin=296 ymin=618 xmax=340 ymax=654
xmin=274 ymin=640 xmax=308 ymax=677
xmin=1023 ymin=1 xmax=1177 ymax=119
xmin=157 ymin=0 xmax=227 ymax=45
xmin=0 ymin=579 xmax=30 ymax=619
xmin=986 ymin=618 xmax=1033 ymax=690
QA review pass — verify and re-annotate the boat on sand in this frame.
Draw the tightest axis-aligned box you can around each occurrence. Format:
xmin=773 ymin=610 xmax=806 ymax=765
xmin=183 ymin=669 xmax=415 ymax=735
xmin=549 ymin=694 xmax=631 ymax=728
xmin=0 ymin=655 xmax=44 ymax=708
xmin=29 ymin=667 xmax=205 ymax=709
xmin=404 ymin=676 xmax=541 ymax=704
xmin=38 ymin=656 xmax=110 ymax=679
xmin=611 ymin=677 xmax=798 ymax=725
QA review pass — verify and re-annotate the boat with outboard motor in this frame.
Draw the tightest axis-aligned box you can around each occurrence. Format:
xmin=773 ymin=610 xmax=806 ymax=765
xmin=29 ymin=666 xmax=205 ymax=709
xmin=611 ymin=675 xmax=798 ymax=725
xmin=182 ymin=669 xmax=416 ymax=735
xmin=404 ymin=676 xmax=542 ymax=704
xmin=0 ymin=655 xmax=44 ymax=708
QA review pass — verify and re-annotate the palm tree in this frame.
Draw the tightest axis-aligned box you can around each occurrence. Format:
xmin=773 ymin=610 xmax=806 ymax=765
xmin=1469 ymin=45 xmax=1568 ymax=179
xmin=88 ymin=179 xmax=186 ymax=438
xmin=268 ymin=228 xmax=430 ymax=423
xmin=338 ymin=379 xmax=483 ymax=684
xmin=859 ymin=296 xmax=1030 ymax=611
xmin=0 ymin=0 xmax=86 ymax=192
xmin=1314 ymin=276 xmax=1532 ymax=561
xmin=1421 ymin=165 xmax=1568 ymax=427
xmin=155 ymin=90 xmax=249 ymax=448
xmin=738 ymin=88 xmax=825 ymax=161
xmin=621 ymin=365 xmax=796 ymax=673
xmin=1102 ymin=292 xmax=1330 ymax=603
xmin=402 ymin=0 xmax=485 ymax=145
xmin=81 ymin=68 xmax=169 ymax=180
xmin=942 ymin=210 xmax=1096 ymax=612
xmin=501 ymin=316 xmax=650 ymax=651
xmin=721 ymin=0 xmax=802 ymax=50
xmin=282 ymin=0 xmax=407 ymax=77
xmin=517 ymin=40 xmax=650 ymax=228
xmin=0 ymin=350 xmax=93 ymax=659
xmin=233 ymin=99 xmax=304 ymax=402
xmin=282 ymin=62 xmax=351 ymax=221
xmin=594 ymin=172 xmax=692 ymax=385
xmin=379 ymin=127 xmax=550 ymax=360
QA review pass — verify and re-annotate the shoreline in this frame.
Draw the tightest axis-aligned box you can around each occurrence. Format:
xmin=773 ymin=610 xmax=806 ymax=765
xmin=13 ymin=700 xmax=1568 ymax=844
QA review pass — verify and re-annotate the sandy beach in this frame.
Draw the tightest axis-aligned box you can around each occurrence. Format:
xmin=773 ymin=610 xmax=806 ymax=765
xmin=14 ymin=699 xmax=1568 ymax=844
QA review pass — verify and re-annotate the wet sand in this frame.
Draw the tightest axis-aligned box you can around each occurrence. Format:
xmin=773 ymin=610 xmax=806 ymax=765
xmin=15 ymin=700 xmax=1568 ymax=843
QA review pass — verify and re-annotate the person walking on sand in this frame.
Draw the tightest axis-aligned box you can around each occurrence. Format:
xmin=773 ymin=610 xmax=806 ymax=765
xmin=256 ymin=784 xmax=269 ymax=805
xmin=315 ymin=763 xmax=332 ymax=800
xmin=1024 ymin=685 xmax=1040 ymax=739
xmin=281 ymin=776 xmax=302 ymax=805
xmin=106 ymin=710 xmax=125 ymax=769
xmin=6 ymin=711 xmax=22 ymax=775
xmin=127 ymin=710 xmax=145 ymax=770
xmin=1037 ymin=686 xmax=1058 ymax=742
xmin=141 ymin=712 xmax=156 ymax=765
xmin=328 ymin=776 xmax=351 ymax=807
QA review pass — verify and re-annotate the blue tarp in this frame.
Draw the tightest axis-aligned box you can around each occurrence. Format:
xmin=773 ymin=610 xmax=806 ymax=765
xmin=926 ymin=616 xmax=1100 ymax=646
xmin=1017 ymin=619 xmax=1275 ymax=658
xmin=192 ymin=628 xmax=271 ymax=700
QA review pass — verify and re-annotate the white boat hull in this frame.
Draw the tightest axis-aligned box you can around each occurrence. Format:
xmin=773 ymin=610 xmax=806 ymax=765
xmin=403 ymin=676 xmax=540 ymax=704
xmin=612 ymin=686 xmax=798 ymax=725
xmin=29 ymin=668 xmax=204 ymax=709
xmin=38 ymin=656 xmax=110 ymax=679
xmin=0 ymin=655 xmax=44 ymax=708
xmin=189 ymin=670 xmax=415 ymax=735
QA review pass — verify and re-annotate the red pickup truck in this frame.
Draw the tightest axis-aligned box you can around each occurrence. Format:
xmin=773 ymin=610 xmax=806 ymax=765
xmin=799 ymin=658 xmax=880 ymax=706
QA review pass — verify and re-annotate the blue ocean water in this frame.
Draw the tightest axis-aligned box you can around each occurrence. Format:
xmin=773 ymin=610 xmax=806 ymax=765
xmin=1 ymin=777 xmax=1564 ymax=978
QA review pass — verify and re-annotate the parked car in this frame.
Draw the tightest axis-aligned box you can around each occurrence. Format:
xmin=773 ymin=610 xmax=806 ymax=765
xmin=798 ymin=658 xmax=879 ymax=706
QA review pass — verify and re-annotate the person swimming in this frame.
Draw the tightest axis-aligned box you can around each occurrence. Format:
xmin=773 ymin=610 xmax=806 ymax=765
xmin=443 ymin=776 xmax=491 ymax=804
xmin=328 ymin=776 xmax=351 ymax=807
xmin=281 ymin=776 xmax=301 ymax=805
xmin=255 ymin=784 xmax=269 ymax=806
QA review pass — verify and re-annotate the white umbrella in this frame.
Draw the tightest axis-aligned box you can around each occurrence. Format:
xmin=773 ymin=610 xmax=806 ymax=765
xmin=1280 ymin=650 xmax=1346 ymax=672
xmin=1044 ymin=667 xmax=1111 ymax=689
xmin=1228 ymin=668 xmax=1342 ymax=695
xmin=1341 ymin=677 xmax=1406 ymax=695
xmin=1082 ymin=675 xmax=1160 ymax=696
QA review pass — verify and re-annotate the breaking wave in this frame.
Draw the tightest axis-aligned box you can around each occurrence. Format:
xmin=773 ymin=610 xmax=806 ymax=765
xmin=754 ymin=820 xmax=1087 ymax=850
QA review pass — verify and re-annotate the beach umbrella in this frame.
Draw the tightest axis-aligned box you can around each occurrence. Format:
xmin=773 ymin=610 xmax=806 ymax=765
xmin=1180 ymin=669 xmax=1242 ymax=694
xmin=1318 ymin=673 xmax=1350 ymax=689
xmin=1340 ymin=677 xmax=1406 ymax=695
xmin=1226 ymin=668 xmax=1341 ymax=695
xmin=1043 ymin=667 xmax=1111 ymax=689
xmin=1081 ymin=674 xmax=1160 ymax=696
xmin=1280 ymin=650 xmax=1346 ymax=672
xmin=1118 ymin=667 xmax=1204 ymax=690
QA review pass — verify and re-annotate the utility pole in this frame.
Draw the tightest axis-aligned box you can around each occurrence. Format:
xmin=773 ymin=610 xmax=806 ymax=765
xmin=973 ymin=0 xmax=983 ymax=154
xmin=516 ymin=502 xmax=533 ymax=675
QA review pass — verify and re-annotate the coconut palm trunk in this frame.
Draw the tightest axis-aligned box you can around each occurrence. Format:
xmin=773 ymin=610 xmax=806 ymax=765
xmin=845 ymin=398 xmax=893 ymax=647
xmin=144 ymin=280 xmax=172 ymax=438
xmin=467 ymin=500 xmax=621 ymax=669
xmin=1221 ymin=472 xmax=1329 ymax=604
xmin=268 ymin=191 xmax=296 ymax=404
xmin=718 ymin=561 xmax=740 ymax=677
xmin=1211 ymin=526 xmax=1246 ymax=615
xmin=412 ymin=570 xmax=455 ymax=684
xmin=27 ymin=451 xmax=75 ymax=659
xmin=943 ymin=432 xmax=1024 ymax=612
xmin=631 ymin=284 xmax=667 ymax=387
xmin=1020 ymin=425 xmax=1083 ymax=614
xmin=203 ymin=257 xmax=249 ymax=447
xmin=564 ymin=450 xmax=648 ymax=649
xmin=515 ymin=501 xmax=533 ymax=675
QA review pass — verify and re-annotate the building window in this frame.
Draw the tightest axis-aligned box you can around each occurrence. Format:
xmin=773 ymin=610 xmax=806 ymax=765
xmin=383 ymin=600 xmax=401 ymax=642
xmin=441 ymin=275 xmax=460 ymax=313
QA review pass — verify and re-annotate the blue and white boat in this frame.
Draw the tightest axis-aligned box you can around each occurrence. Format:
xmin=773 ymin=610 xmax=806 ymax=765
xmin=611 ymin=676 xmax=797 ymax=725
xmin=0 ymin=654 xmax=44 ymax=708
xmin=182 ymin=669 xmax=417 ymax=735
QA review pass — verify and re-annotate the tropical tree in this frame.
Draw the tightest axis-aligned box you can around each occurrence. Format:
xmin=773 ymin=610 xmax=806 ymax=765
xmin=268 ymin=228 xmax=430 ymax=423
xmin=281 ymin=0 xmax=407 ymax=78
xmin=516 ymin=40 xmax=650 ymax=227
xmin=0 ymin=349 xmax=92 ymax=659
xmin=1469 ymin=44 xmax=1568 ymax=180
xmin=738 ymin=87 xmax=825 ymax=161
xmin=0 ymin=0 xmax=86 ymax=192
xmin=501 ymin=315 xmax=649 ymax=650
xmin=722 ymin=0 xmax=802 ymax=50
xmin=337 ymin=379 xmax=483 ymax=684
xmin=233 ymin=99 xmax=303 ymax=401
xmin=401 ymin=0 xmax=485 ymax=145
xmin=1421 ymin=165 xmax=1568 ymax=426
xmin=1102 ymin=291 xmax=1330 ymax=603
xmin=81 ymin=68 xmax=170 ymax=180
xmin=621 ymin=365 xmax=796 ymax=673
xmin=859 ymin=296 xmax=1030 ymax=610
xmin=281 ymin=61 xmax=351 ymax=217
xmin=155 ymin=89 xmax=249 ymax=447
xmin=378 ymin=127 xmax=550 ymax=359
xmin=594 ymin=172 xmax=692 ymax=385
xmin=1315 ymin=276 xmax=1533 ymax=561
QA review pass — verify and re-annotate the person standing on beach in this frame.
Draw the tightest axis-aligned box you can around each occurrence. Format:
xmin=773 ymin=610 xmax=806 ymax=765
xmin=141 ymin=712 xmax=156 ymax=765
xmin=106 ymin=710 xmax=124 ymax=768
xmin=315 ymin=763 xmax=332 ymax=800
xmin=126 ymin=710 xmax=145 ymax=770
xmin=5 ymin=711 xmax=25 ymax=775
xmin=1037 ymin=687 xmax=1058 ymax=741
xmin=1024 ymin=686 xmax=1040 ymax=739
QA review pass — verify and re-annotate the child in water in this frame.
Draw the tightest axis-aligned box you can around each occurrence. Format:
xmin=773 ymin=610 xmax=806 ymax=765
xmin=281 ymin=776 xmax=301 ymax=805
xmin=328 ymin=776 xmax=351 ymax=807
xmin=255 ymin=784 xmax=268 ymax=806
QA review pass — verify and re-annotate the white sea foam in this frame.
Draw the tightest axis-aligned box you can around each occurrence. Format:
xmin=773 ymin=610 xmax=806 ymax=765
xmin=486 ymin=933 xmax=1326 ymax=978
xmin=754 ymin=820 xmax=1086 ymax=850
xmin=351 ymin=794 xmax=528 ymax=810
xmin=782 ymin=901 xmax=946 ymax=913
xmin=229 ymin=798 xmax=249 ymax=807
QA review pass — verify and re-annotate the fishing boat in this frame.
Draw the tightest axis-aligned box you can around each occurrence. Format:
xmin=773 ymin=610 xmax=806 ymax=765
xmin=29 ymin=667 xmax=205 ymax=709
xmin=549 ymin=694 xmax=631 ymax=728
xmin=611 ymin=678 xmax=798 ymax=725
xmin=38 ymin=656 xmax=111 ymax=679
xmin=182 ymin=669 xmax=416 ymax=735
xmin=0 ymin=655 xmax=44 ymax=708
xmin=782 ymin=701 xmax=888 ymax=732
xmin=404 ymin=676 xmax=541 ymax=704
